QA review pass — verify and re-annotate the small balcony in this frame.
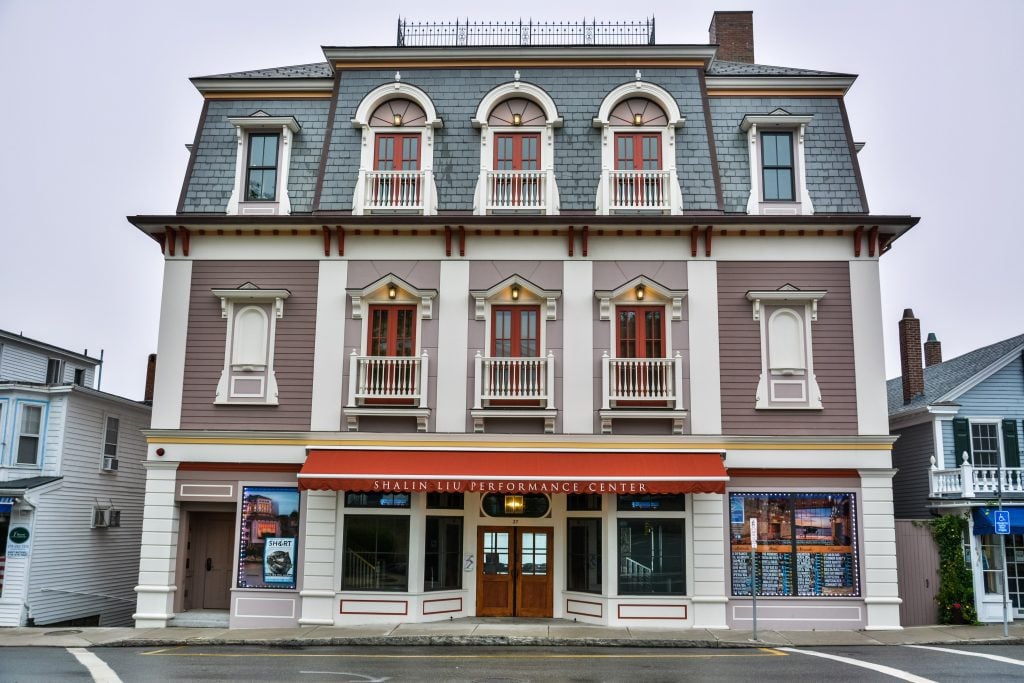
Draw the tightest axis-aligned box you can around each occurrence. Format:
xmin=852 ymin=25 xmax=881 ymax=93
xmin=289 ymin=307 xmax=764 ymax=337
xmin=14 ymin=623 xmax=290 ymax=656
xmin=354 ymin=170 xmax=434 ymax=214
xmin=471 ymin=351 xmax=556 ymax=433
xmin=482 ymin=170 xmax=554 ymax=213
xmin=599 ymin=170 xmax=680 ymax=214
xmin=600 ymin=353 xmax=686 ymax=434
xmin=930 ymin=454 xmax=1024 ymax=498
xmin=344 ymin=351 xmax=429 ymax=431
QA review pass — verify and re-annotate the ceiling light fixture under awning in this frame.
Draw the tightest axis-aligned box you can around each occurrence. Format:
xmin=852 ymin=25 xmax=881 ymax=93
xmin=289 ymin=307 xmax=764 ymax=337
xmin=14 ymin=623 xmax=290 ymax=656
xmin=299 ymin=449 xmax=727 ymax=495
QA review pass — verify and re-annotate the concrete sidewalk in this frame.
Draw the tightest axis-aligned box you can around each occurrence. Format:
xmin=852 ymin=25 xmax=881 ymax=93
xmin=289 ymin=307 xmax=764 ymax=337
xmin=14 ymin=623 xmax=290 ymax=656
xmin=2 ymin=618 xmax=1024 ymax=649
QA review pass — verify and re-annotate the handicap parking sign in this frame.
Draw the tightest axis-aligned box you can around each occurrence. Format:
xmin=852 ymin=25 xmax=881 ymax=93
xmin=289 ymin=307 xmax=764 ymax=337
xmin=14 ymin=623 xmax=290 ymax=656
xmin=995 ymin=510 xmax=1011 ymax=535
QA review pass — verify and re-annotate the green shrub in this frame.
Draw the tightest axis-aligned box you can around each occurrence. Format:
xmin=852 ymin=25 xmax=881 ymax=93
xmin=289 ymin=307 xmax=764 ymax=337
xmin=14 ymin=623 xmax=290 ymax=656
xmin=928 ymin=514 xmax=976 ymax=624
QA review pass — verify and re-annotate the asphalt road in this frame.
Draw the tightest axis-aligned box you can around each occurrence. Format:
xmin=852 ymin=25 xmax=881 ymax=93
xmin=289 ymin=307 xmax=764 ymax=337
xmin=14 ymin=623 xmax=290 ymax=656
xmin=2 ymin=644 xmax=1024 ymax=682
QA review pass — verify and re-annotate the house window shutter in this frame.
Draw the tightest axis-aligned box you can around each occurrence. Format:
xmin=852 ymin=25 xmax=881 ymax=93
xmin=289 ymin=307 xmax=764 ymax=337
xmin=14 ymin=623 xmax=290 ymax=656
xmin=1002 ymin=419 xmax=1021 ymax=468
xmin=952 ymin=417 xmax=971 ymax=464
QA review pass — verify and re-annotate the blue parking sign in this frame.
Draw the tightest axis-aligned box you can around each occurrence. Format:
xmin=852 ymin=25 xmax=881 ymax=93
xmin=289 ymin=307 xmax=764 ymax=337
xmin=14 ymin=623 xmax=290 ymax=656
xmin=995 ymin=510 xmax=1011 ymax=535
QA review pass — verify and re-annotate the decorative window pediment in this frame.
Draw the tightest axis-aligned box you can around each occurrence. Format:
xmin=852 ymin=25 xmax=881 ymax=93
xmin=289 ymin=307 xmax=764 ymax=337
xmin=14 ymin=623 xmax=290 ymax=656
xmin=595 ymin=276 xmax=686 ymax=321
xmin=745 ymin=285 xmax=826 ymax=410
xmin=212 ymin=283 xmax=291 ymax=405
xmin=469 ymin=275 xmax=560 ymax=321
xmin=347 ymin=273 xmax=437 ymax=321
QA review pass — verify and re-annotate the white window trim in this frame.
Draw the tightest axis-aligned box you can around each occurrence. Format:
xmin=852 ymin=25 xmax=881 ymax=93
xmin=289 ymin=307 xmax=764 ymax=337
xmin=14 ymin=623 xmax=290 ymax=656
xmin=226 ymin=113 xmax=301 ymax=216
xmin=101 ymin=414 xmax=120 ymax=473
xmin=746 ymin=287 xmax=827 ymax=410
xmin=968 ymin=418 xmax=1004 ymax=468
xmin=14 ymin=400 xmax=45 ymax=467
xmin=471 ymin=79 xmax=562 ymax=215
xmin=741 ymin=112 xmax=814 ymax=216
xmin=593 ymin=80 xmax=685 ymax=215
xmin=346 ymin=273 xmax=437 ymax=356
xmin=212 ymin=284 xmax=291 ymax=405
xmin=351 ymin=81 xmax=442 ymax=215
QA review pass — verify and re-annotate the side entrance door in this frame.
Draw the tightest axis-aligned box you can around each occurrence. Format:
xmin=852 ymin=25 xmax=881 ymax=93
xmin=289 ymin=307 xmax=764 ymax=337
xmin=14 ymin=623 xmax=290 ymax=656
xmin=476 ymin=526 xmax=552 ymax=617
xmin=185 ymin=511 xmax=235 ymax=610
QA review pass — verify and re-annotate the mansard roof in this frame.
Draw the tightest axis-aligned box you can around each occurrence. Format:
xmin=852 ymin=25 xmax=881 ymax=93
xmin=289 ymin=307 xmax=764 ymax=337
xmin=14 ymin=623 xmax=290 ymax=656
xmin=706 ymin=59 xmax=853 ymax=77
xmin=196 ymin=62 xmax=333 ymax=80
xmin=887 ymin=333 xmax=1024 ymax=418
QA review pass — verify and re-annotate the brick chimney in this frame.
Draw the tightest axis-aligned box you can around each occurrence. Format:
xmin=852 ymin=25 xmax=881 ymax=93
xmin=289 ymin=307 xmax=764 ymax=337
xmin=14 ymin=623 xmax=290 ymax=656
xmin=898 ymin=309 xmax=924 ymax=403
xmin=924 ymin=332 xmax=943 ymax=368
xmin=144 ymin=353 xmax=157 ymax=403
xmin=709 ymin=11 xmax=754 ymax=64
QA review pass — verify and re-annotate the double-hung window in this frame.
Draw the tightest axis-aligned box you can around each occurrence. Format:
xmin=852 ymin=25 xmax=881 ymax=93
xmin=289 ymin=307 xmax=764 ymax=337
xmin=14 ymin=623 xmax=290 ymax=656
xmin=102 ymin=416 xmax=120 ymax=471
xmin=245 ymin=133 xmax=279 ymax=201
xmin=46 ymin=358 xmax=63 ymax=384
xmin=971 ymin=423 xmax=1001 ymax=468
xmin=16 ymin=404 xmax=43 ymax=466
xmin=761 ymin=132 xmax=795 ymax=201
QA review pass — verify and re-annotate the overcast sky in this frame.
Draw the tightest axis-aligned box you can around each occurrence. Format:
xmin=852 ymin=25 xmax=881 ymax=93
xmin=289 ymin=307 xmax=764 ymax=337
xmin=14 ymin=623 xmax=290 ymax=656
xmin=1 ymin=0 xmax=1021 ymax=400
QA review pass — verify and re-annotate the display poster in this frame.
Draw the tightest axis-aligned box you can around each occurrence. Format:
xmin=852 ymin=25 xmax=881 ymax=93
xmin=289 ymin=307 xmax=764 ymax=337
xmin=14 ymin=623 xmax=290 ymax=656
xmin=263 ymin=537 xmax=296 ymax=584
xmin=729 ymin=492 xmax=859 ymax=598
xmin=237 ymin=486 xmax=300 ymax=589
xmin=6 ymin=526 xmax=31 ymax=558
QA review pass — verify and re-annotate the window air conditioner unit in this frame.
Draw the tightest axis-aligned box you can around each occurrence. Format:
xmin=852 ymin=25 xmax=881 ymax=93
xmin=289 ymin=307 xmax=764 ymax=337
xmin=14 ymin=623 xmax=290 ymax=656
xmin=108 ymin=509 xmax=121 ymax=527
xmin=102 ymin=455 xmax=119 ymax=471
xmin=93 ymin=508 xmax=111 ymax=528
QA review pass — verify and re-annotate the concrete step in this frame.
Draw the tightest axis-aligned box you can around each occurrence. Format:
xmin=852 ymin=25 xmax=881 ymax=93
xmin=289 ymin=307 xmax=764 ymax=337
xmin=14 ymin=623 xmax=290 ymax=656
xmin=168 ymin=610 xmax=230 ymax=628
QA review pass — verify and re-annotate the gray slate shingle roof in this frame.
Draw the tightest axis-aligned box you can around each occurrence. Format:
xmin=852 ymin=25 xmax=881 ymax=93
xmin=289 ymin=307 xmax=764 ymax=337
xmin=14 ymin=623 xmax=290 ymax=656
xmin=706 ymin=60 xmax=851 ymax=77
xmin=0 ymin=476 xmax=62 ymax=492
xmin=196 ymin=62 xmax=333 ymax=80
xmin=887 ymin=333 xmax=1024 ymax=418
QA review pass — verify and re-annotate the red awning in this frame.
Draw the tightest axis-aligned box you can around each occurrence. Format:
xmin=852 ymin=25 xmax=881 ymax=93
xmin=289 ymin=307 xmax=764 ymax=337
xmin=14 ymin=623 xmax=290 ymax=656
xmin=299 ymin=449 xmax=727 ymax=495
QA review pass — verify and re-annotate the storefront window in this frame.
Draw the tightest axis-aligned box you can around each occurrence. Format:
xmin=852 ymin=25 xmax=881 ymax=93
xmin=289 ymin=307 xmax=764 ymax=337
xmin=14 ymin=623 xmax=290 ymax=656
xmin=342 ymin=515 xmax=410 ymax=591
xmin=426 ymin=492 xmax=464 ymax=510
xmin=567 ymin=494 xmax=602 ymax=511
xmin=729 ymin=492 xmax=859 ymax=597
xmin=237 ymin=486 xmax=300 ymax=590
xmin=481 ymin=493 xmax=550 ymax=518
xmin=567 ymin=518 xmax=602 ymax=593
xmin=979 ymin=535 xmax=1005 ymax=595
xmin=617 ymin=518 xmax=685 ymax=595
xmin=345 ymin=492 xmax=411 ymax=508
xmin=424 ymin=516 xmax=463 ymax=591
xmin=617 ymin=494 xmax=685 ymax=512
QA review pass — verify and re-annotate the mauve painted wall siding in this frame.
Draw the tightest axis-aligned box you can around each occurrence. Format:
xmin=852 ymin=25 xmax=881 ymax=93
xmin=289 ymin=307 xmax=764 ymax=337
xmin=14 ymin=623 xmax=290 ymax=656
xmin=181 ymin=261 xmax=318 ymax=430
xmin=717 ymin=261 xmax=857 ymax=435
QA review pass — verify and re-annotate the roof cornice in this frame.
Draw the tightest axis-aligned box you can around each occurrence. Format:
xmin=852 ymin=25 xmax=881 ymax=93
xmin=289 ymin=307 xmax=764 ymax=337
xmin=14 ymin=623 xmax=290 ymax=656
xmin=935 ymin=344 xmax=1024 ymax=403
xmin=191 ymin=78 xmax=335 ymax=95
xmin=706 ymin=75 xmax=857 ymax=94
xmin=0 ymin=331 xmax=101 ymax=365
xmin=323 ymin=44 xmax=718 ymax=66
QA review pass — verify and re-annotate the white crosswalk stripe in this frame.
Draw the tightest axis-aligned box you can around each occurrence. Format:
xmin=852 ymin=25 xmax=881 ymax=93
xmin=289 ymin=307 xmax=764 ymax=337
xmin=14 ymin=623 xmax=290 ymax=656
xmin=906 ymin=644 xmax=1024 ymax=667
xmin=778 ymin=647 xmax=936 ymax=682
xmin=67 ymin=647 xmax=124 ymax=683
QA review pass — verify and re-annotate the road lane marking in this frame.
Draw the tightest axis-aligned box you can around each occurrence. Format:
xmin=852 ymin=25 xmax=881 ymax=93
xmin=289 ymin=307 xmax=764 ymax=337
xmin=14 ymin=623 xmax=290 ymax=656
xmin=67 ymin=648 xmax=124 ymax=683
xmin=142 ymin=648 xmax=787 ymax=660
xmin=299 ymin=673 xmax=389 ymax=681
xmin=906 ymin=644 xmax=1024 ymax=667
xmin=778 ymin=647 xmax=935 ymax=683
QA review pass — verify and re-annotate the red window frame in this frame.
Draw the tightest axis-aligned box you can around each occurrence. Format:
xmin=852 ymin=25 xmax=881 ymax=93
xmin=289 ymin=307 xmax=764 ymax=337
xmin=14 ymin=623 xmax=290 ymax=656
xmin=374 ymin=134 xmax=421 ymax=171
xmin=494 ymin=133 xmax=540 ymax=171
xmin=491 ymin=306 xmax=540 ymax=358
xmin=367 ymin=305 xmax=417 ymax=357
xmin=616 ymin=306 xmax=665 ymax=359
xmin=614 ymin=133 xmax=662 ymax=171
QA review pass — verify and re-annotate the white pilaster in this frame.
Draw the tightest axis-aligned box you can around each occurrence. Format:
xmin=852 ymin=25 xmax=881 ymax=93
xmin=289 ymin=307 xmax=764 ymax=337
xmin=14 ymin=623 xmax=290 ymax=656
xmin=299 ymin=490 xmax=339 ymax=625
xmin=859 ymin=468 xmax=902 ymax=629
xmin=133 ymin=461 xmax=180 ymax=628
xmin=310 ymin=261 xmax=349 ymax=431
xmin=690 ymin=493 xmax=729 ymax=628
xmin=562 ymin=260 xmax=594 ymax=433
xmin=151 ymin=260 xmax=192 ymax=429
xmin=687 ymin=261 xmax=722 ymax=434
xmin=434 ymin=261 xmax=470 ymax=432
xmin=849 ymin=260 xmax=888 ymax=435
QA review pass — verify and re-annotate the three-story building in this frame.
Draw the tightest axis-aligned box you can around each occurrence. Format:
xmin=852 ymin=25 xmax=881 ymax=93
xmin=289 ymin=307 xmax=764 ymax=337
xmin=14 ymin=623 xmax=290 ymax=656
xmin=131 ymin=12 xmax=916 ymax=631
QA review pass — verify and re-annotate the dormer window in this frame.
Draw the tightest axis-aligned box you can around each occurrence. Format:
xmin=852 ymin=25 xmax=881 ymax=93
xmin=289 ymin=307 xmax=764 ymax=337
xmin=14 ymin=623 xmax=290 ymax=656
xmin=594 ymin=83 xmax=685 ymax=215
xmin=226 ymin=112 xmax=301 ymax=216
xmin=741 ymin=110 xmax=814 ymax=215
xmin=473 ymin=81 xmax=562 ymax=215
xmin=352 ymin=83 xmax=441 ymax=215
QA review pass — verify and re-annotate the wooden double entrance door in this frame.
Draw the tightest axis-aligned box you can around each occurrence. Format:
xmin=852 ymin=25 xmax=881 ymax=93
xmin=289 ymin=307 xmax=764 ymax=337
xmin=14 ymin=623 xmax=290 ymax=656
xmin=476 ymin=526 xmax=553 ymax=617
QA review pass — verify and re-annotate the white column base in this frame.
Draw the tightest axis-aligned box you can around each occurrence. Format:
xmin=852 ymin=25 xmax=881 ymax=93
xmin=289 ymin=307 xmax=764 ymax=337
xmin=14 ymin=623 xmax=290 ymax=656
xmin=300 ymin=590 xmax=338 ymax=626
xmin=133 ymin=585 xmax=177 ymax=628
xmin=690 ymin=596 xmax=729 ymax=629
xmin=864 ymin=597 xmax=903 ymax=630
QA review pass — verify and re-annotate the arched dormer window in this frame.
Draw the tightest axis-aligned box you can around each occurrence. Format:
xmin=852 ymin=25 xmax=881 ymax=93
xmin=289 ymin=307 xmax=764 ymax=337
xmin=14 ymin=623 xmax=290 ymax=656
xmin=594 ymin=81 xmax=685 ymax=215
xmin=472 ymin=80 xmax=562 ymax=215
xmin=352 ymin=81 xmax=442 ymax=215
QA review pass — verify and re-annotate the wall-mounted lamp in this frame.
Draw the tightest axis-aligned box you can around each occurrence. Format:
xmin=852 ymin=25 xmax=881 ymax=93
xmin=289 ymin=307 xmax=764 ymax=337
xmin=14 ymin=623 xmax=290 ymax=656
xmin=633 ymin=112 xmax=644 ymax=126
xmin=635 ymin=283 xmax=645 ymax=300
xmin=393 ymin=113 xmax=403 ymax=126
xmin=511 ymin=284 xmax=520 ymax=301
xmin=512 ymin=112 xmax=523 ymax=126
xmin=388 ymin=284 xmax=398 ymax=300
xmin=504 ymin=494 xmax=525 ymax=515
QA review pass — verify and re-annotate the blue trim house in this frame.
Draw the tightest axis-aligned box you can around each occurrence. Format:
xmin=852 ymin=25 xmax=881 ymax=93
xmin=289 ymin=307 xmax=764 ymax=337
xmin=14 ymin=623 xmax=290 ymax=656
xmin=888 ymin=310 xmax=1024 ymax=623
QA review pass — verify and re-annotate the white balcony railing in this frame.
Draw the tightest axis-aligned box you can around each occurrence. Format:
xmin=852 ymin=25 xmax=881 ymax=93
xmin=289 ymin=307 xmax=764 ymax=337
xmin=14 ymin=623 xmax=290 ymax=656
xmin=347 ymin=351 xmax=428 ymax=407
xmin=363 ymin=170 xmax=425 ymax=211
xmin=601 ymin=353 xmax=684 ymax=410
xmin=607 ymin=170 xmax=671 ymax=211
xmin=484 ymin=170 xmax=549 ymax=211
xmin=473 ymin=351 xmax=555 ymax=409
xmin=930 ymin=453 xmax=1024 ymax=498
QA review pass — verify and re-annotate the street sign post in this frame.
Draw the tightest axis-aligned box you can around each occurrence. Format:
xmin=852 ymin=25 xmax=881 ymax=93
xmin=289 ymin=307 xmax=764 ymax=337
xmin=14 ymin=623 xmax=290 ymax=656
xmin=996 ymin=507 xmax=1010 ymax=636
xmin=750 ymin=518 xmax=758 ymax=641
